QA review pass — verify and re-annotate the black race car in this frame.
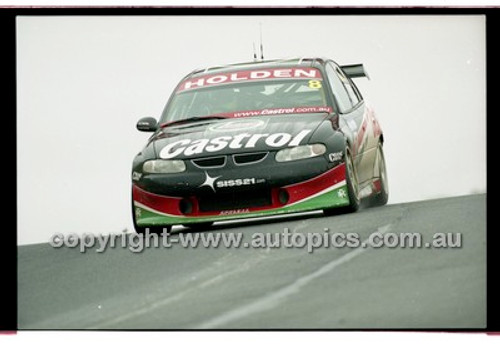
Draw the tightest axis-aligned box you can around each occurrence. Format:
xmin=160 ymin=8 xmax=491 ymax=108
xmin=131 ymin=58 xmax=388 ymax=233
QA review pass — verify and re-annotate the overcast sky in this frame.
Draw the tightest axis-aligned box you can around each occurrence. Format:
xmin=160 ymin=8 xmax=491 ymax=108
xmin=17 ymin=15 xmax=486 ymax=245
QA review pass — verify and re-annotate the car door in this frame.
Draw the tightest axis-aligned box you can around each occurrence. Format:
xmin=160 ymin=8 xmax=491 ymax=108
xmin=325 ymin=61 xmax=372 ymax=184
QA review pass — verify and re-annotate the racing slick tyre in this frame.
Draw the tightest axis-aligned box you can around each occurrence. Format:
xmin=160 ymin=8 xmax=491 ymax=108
xmin=324 ymin=146 xmax=360 ymax=215
xmin=131 ymin=194 xmax=171 ymax=235
xmin=183 ymin=222 xmax=214 ymax=231
xmin=369 ymin=142 xmax=389 ymax=207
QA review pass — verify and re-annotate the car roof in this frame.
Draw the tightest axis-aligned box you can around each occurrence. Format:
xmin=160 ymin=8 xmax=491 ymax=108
xmin=185 ymin=57 xmax=329 ymax=80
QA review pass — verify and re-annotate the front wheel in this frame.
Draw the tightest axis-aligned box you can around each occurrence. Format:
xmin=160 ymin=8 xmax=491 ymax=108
xmin=343 ymin=147 xmax=361 ymax=212
xmin=324 ymin=146 xmax=360 ymax=215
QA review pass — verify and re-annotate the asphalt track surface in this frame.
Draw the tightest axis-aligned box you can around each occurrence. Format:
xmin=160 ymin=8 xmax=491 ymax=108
xmin=18 ymin=194 xmax=486 ymax=329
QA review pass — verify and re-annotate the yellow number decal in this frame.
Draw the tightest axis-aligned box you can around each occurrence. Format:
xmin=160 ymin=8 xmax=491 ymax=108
xmin=308 ymin=80 xmax=322 ymax=89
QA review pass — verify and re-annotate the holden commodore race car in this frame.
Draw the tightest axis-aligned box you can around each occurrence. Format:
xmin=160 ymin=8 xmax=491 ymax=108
xmin=131 ymin=57 xmax=388 ymax=234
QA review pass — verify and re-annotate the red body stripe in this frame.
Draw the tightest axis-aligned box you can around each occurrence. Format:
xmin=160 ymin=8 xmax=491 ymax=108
xmin=133 ymin=185 xmax=183 ymax=215
xmin=284 ymin=163 xmax=345 ymax=203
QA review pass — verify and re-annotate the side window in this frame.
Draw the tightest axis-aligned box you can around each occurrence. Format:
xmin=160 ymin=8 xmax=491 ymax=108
xmin=338 ymin=70 xmax=361 ymax=106
xmin=326 ymin=63 xmax=353 ymax=113
xmin=349 ymin=80 xmax=363 ymax=102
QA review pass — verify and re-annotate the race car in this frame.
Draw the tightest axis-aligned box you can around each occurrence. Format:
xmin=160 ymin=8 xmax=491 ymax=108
xmin=131 ymin=57 xmax=388 ymax=233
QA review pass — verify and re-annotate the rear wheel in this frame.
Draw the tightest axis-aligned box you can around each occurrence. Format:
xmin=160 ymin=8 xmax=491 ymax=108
xmin=324 ymin=146 xmax=360 ymax=215
xmin=370 ymin=142 xmax=389 ymax=207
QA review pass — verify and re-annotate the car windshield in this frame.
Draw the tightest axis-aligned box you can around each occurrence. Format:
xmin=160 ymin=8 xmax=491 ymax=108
xmin=161 ymin=74 xmax=329 ymax=124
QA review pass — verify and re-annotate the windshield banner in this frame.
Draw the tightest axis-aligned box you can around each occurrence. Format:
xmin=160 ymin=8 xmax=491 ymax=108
xmin=178 ymin=68 xmax=323 ymax=92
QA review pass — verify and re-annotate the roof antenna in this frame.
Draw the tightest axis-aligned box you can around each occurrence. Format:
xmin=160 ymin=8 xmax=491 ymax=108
xmin=253 ymin=42 xmax=257 ymax=62
xmin=259 ymin=22 xmax=264 ymax=60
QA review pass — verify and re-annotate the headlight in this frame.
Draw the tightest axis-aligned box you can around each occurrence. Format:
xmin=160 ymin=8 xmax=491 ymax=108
xmin=143 ymin=159 xmax=186 ymax=173
xmin=275 ymin=144 xmax=326 ymax=162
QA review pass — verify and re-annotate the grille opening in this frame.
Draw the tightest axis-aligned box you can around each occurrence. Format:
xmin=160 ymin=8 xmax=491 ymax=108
xmin=198 ymin=189 xmax=272 ymax=212
xmin=179 ymin=198 xmax=193 ymax=215
xmin=192 ymin=156 xmax=226 ymax=168
xmin=233 ymin=152 xmax=268 ymax=165
xmin=278 ymin=189 xmax=289 ymax=204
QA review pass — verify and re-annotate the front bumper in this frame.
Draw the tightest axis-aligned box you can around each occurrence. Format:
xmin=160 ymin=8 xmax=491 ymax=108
xmin=132 ymin=163 xmax=350 ymax=227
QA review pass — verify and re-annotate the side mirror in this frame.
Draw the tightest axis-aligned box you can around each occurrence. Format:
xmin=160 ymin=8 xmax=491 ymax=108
xmin=136 ymin=117 xmax=158 ymax=132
